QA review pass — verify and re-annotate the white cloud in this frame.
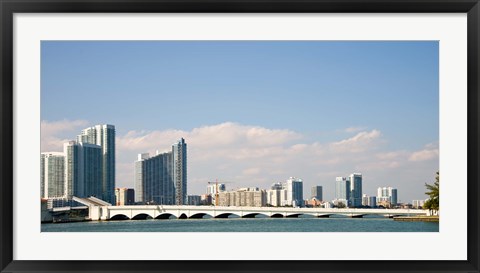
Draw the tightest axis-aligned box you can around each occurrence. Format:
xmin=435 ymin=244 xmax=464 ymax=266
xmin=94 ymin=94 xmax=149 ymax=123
xmin=344 ymin=126 xmax=367 ymax=133
xmin=409 ymin=144 xmax=439 ymax=162
xmin=330 ymin=130 xmax=382 ymax=153
xmin=41 ymin=119 xmax=89 ymax=152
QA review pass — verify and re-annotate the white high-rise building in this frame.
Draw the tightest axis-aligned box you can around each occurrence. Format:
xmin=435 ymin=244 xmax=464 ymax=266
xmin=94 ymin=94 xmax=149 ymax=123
xmin=285 ymin=177 xmax=303 ymax=207
xmin=77 ymin=124 xmax=116 ymax=204
xmin=40 ymin=152 xmax=65 ymax=198
xmin=64 ymin=141 xmax=103 ymax=199
xmin=349 ymin=173 xmax=362 ymax=207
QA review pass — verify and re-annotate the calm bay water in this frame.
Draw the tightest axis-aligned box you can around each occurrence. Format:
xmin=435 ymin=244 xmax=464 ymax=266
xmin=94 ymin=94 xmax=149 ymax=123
xmin=41 ymin=216 xmax=439 ymax=232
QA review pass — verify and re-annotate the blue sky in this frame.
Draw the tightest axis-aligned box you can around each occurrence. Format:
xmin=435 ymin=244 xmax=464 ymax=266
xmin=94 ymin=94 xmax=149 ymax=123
xmin=41 ymin=41 xmax=439 ymax=202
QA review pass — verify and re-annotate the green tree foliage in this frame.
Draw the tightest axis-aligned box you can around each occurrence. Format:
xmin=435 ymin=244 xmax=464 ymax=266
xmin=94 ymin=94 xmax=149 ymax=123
xmin=424 ymin=171 xmax=439 ymax=211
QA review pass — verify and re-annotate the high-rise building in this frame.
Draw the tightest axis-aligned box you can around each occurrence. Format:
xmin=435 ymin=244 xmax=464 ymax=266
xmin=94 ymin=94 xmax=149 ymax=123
xmin=172 ymin=138 xmax=187 ymax=205
xmin=285 ymin=177 xmax=303 ymax=207
xmin=335 ymin=176 xmax=350 ymax=206
xmin=349 ymin=173 xmax=362 ymax=207
xmin=40 ymin=152 xmax=65 ymax=198
xmin=77 ymin=124 xmax=116 ymax=204
xmin=335 ymin=174 xmax=362 ymax=207
xmin=135 ymin=138 xmax=187 ymax=205
xmin=64 ymin=141 xmax=103 ymax=199
xmin=311 ymin=185 xmax=323 ymax=201
xmin=115 ymin=188 xmax=135 ymax=206
xmin=134 ymin=152 xmax=174 ymax=205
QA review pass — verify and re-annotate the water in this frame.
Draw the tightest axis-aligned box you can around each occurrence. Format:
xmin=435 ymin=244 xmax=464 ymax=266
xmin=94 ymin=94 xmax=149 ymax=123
xmin=41 ymin=216 xmax=439 ymax=232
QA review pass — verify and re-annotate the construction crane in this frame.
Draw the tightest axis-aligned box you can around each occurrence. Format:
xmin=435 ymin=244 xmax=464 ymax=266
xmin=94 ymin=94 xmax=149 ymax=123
xmin=207 ymin=180 xmax=233 ymax=206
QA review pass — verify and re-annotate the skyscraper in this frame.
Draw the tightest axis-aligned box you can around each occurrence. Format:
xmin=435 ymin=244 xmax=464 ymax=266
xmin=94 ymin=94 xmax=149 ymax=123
xmin=77 ymin=124 xmax=116 ymax=204
xmin=134 ymin=152 xmax=174 ymax=205
xmin=349 ymin=173 xmax=362 ymax=207
xmin=172 ymin=138 xmax=187 ymax=205
xmin=64 ymin=141 xmax=103 ymax=199
xmin=335 ymin=173 xmax=362 ymax=207
xmin=311 ymin=185 xmax=323 ymax=201
xmin=135 ymin=138 xmax=187 ymax=205
xmin=285 ymin=177 xmax=303 ymax=207
xmin=335 ymin=176 xmax=350 ymax=206
xmin=40 ymin=152 xmax=65 ymax=198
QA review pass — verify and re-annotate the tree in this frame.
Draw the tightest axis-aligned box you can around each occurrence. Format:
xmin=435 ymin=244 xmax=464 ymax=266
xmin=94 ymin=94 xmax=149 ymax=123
xmin=424 ymin=171 xmax=439 ymax=212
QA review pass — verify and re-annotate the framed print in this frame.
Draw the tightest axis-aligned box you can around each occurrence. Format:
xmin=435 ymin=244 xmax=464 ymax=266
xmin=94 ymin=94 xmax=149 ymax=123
xmin=1 ymin=0 xmax=479 ymax=272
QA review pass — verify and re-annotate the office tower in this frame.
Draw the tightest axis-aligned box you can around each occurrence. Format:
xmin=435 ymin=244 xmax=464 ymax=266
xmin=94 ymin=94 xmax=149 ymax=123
xmin=349 ymin=173 xmax=362 ymax=207
xmin=335 ymin=176 xmax=350 ymax=206
xmin=285 ymin=177 xmax=303 ymax=207
xmin=390 ymin=188 xmax=398 ymax=206
xmin=40 ymin=152 xmax=65 ymax=198
xmin=311 ymin=185 xmax=323 ymax=201
xmin=115 ymin=188 xmax=135 ymax=206
xmin=77 ymin=124 xmax=116 ymax=204
xmin=173 ymin=138 xmax=187 ymax=205
xmin=64 ymin=141 xmax=103 ymax=199
xmin=134 ymin=152 xmax=175 ymax=205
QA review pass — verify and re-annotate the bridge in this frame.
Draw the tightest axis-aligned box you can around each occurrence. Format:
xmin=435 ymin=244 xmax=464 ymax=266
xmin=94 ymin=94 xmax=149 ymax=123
xmin=84 ymin=205 xmax=429 ymax=221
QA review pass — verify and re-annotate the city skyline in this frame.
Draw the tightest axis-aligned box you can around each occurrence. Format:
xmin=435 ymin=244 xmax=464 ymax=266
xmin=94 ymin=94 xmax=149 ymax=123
xmin=41 ymin=41 xmax=439 ymax=202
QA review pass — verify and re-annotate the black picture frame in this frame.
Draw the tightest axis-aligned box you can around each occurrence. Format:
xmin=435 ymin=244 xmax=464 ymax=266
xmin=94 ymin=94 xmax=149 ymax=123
xmin=1 ymin=0 xmax=479 ymax=272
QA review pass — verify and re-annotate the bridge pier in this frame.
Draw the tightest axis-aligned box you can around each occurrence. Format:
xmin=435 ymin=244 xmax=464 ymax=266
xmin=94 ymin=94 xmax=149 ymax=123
xmin=317 ymin=215 xmax=330 ymax=218
xmin=349 ymin=215 xmax=363 ymax=218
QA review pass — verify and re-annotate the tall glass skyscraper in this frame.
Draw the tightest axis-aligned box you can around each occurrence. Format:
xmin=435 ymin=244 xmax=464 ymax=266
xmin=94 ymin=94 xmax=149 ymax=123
xmin=172 ymin=138 xmax=187 ymax=205
xmin=335 ymin=177 xmax=350 ymax=205
xmin=77 ymin=124 xmax=116 ymax=204
xmin=349 ymin=173 xmax=363 ymax=207
xmin=64 ymin=141 xmax=103 ymax=199
xmin=285 ymin=177 xmax=303 ymax=207
xmin=335 ymin=174 xmax=362 ymax=207
xmin=134 ymin=152 xmax=175 ymax=205
xmin=40 ymin=152 xmax=65 ymax=198
xmin=135 ymin=138 xmax=187 ymax=205
xmin=311 ymin=185 xmax=323 ymax=201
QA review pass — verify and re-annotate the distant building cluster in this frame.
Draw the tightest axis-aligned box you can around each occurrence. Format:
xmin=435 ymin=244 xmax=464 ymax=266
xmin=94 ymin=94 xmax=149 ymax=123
xmin=265 ymin=177 xmax=304 ymax=207
xmin=377 ymin=187 xmax=398 ymax=208
xmin=134 ymin=138 xmax=187 ymax=205
xmin=334 ymin=173 xmax=363 ymax=207
xmin=218 ymin=187 xmax=266 ymax=207
xmin=41 ymin=124 xmax=116 ymax=204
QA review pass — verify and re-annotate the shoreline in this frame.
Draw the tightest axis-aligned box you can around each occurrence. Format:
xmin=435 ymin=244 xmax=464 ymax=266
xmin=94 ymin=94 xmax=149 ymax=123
xmin=393 ymin=216 xmax=439 ymax=222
